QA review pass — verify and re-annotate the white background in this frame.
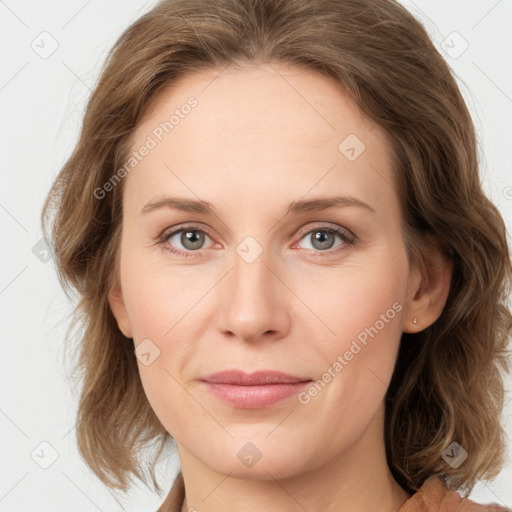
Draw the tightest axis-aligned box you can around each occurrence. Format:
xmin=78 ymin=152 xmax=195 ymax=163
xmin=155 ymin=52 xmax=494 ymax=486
xmin=1 ymin=0 xmax=511 ymax=510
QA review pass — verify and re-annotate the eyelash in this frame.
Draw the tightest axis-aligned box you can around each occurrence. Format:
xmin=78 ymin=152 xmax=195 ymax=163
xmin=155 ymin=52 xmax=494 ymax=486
xmin=157 ymin=223 xmax=357 ymax=259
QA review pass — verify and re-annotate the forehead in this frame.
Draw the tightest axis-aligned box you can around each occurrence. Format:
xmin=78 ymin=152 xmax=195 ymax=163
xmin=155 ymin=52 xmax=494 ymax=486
xmin=134 ymin=62 xmax=380 ymax=151
xmin=125 ymin=63 xmax=397 ymax=220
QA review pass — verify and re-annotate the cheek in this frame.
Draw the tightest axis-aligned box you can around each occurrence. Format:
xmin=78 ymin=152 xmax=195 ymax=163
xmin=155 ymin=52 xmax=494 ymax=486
xmin=120 ymin=257 xmax=211 ymax=419
xmin=294 ymin=253 xmax=407 ymax=341
xmin=121 ymin=265 xmax=198 ymax=433
xmin=121 ymin=254 xmax=207 ymax=343
xmin=295 ymin=253 xmax=407 ymax=392
xmin=289 ymin=264 xmax=406 ymax=446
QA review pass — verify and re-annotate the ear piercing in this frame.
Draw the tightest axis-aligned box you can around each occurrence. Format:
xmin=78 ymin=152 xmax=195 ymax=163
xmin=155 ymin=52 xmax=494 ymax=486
xmin=413 ymin=317 xmax=418 ymax=325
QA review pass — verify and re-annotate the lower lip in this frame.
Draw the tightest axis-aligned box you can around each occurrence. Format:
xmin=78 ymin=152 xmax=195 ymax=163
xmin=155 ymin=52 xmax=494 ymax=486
xmin=201 ymin=381 xmax=311 ymax=409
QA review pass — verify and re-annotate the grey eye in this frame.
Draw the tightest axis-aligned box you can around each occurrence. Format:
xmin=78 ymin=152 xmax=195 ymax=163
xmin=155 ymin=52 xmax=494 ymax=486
xmin=179 ymin=230 xmax=206 ymax=250
xmin=309 ymin=230 xmax=337 ymax=250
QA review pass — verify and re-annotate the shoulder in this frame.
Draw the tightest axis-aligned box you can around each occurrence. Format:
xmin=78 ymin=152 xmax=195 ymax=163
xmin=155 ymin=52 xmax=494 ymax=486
xmin=399 ymin=476 xmax=511 ymax=512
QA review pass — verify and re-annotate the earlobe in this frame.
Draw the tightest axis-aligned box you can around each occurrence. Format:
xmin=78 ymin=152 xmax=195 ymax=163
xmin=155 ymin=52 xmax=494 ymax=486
xmin=108 ymin=282 xmax=133 ymax=338
xmin=403 ymin=243 xmax=453 ymax=334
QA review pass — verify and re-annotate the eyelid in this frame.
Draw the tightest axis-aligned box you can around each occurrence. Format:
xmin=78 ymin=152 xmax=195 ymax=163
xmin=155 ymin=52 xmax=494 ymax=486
xmin=293 ymin=222 xmax=356 ymax=244
xmin=158 ymin=222 xmax=215 ymax=241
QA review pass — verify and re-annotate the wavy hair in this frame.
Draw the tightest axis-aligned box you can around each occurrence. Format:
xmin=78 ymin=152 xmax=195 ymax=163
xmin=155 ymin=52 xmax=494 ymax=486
xmin=41 ymin=0 xmax=512 ymax=496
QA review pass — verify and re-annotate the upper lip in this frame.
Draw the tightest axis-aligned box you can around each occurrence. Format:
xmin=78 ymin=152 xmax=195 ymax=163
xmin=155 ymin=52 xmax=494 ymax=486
xmin=200 ymin=370 xmax=311 ymax=385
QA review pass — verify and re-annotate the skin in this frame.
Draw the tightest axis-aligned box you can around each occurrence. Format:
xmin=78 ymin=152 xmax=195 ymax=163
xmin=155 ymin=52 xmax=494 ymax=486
xmin=109 ymin=62 xmax=452 ymax=512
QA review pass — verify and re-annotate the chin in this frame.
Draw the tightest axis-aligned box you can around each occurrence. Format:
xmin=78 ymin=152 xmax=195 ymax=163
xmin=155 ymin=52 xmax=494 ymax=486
xmin=191 ymin=437 xmax=316 ymax=481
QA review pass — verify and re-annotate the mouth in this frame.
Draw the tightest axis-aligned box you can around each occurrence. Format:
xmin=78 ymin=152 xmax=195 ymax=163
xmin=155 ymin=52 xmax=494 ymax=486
xmin=199 ymin=370 xmax=313 ymax=409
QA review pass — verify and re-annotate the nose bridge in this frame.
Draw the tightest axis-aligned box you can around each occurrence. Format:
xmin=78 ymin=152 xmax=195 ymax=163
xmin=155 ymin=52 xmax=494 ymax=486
xmin=217 ymin=236 xmax=288 ymax=341
xmin=233 ymin=241 xmax=271 ymax=301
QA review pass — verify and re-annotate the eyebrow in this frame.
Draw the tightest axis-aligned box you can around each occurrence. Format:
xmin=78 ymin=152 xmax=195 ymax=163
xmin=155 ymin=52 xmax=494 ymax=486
xmin=140 ymin=194 xmax=376 ymax=216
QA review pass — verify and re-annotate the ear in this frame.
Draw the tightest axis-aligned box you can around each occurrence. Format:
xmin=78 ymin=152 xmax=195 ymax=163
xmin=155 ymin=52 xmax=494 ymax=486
xmin=108 ymin=281 xmax=133 ymax=338
xmin=402 ymin=238 xmax=453 ymax=334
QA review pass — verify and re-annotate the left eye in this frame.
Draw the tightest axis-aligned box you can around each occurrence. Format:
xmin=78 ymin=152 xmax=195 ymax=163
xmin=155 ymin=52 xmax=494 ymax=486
xmin=295 ymin=227 xmax=353 ymax=252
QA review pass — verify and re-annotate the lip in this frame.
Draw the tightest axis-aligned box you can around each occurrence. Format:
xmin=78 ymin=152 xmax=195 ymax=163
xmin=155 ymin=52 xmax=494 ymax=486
xmin=199 ymin=370 xmax=312 ymax=409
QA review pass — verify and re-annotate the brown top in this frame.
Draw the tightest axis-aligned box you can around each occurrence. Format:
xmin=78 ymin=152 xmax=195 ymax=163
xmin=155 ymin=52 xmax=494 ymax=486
xmin=157 ymin=472 xmax=510 ymax=512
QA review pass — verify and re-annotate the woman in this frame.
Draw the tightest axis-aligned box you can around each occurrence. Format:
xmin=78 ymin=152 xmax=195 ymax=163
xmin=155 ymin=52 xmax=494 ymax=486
xmin=41 ymin=0 xmax=512 ymax=510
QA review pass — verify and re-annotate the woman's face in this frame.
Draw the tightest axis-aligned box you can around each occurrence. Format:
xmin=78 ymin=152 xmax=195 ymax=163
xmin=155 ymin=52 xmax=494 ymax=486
xmin=110 ymin=63 xmax=418 ymax=480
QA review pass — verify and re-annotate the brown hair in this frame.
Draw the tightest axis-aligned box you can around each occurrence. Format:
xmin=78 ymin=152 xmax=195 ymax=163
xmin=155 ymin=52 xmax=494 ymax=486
xmin=41 ymin=0 xmax=512 ymax=497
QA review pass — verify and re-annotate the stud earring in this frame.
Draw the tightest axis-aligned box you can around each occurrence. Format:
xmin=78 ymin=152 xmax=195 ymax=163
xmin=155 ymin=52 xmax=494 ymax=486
xmin=413 ymin=317 xmax=417 ymax=325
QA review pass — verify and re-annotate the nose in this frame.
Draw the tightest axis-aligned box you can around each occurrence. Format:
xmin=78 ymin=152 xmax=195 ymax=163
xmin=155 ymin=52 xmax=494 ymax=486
xmin=216 ymin=242 xmax=291 ymax=343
